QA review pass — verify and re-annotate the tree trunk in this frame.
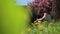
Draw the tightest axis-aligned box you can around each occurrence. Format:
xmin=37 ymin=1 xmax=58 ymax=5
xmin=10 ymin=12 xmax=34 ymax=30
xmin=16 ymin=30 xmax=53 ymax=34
xmin=52 ymin=0 xmax=60 ymax=21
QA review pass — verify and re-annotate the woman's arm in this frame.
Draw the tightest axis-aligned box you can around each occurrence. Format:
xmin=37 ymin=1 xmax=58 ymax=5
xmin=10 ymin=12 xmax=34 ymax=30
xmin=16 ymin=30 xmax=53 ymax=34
xmin=41 ymin=13 xmax=47 ymax=19
xmin=36 ymin=13 xmax=47 ymax=21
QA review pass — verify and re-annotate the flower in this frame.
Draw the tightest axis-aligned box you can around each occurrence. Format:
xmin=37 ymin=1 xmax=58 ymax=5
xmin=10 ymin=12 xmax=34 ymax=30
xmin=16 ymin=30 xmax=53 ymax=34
xmin=27 ymin=28 xmax=31 ymax=32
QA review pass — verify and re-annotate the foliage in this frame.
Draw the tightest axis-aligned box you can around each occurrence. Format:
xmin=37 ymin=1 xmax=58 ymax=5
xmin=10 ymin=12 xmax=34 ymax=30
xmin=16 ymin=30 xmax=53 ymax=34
xmin=26 ymin=21 xmax=60 ymax=34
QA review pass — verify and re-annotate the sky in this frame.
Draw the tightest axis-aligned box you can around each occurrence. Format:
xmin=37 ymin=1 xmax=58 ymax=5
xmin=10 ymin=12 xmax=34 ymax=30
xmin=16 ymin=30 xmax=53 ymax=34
xmin=16 ymin=0 xmax=34 ymax=5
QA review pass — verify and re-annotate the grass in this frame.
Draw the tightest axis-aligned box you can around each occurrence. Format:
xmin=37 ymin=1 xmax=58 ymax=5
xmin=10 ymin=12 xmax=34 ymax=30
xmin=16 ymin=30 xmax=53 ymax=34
xmin=26 ymin=20 xmax=60 ymax=34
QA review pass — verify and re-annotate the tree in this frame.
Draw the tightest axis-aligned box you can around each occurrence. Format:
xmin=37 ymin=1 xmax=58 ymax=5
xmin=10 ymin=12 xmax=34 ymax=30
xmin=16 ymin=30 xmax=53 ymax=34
xmin=27 ymin=0 xmax=52 ymax=22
